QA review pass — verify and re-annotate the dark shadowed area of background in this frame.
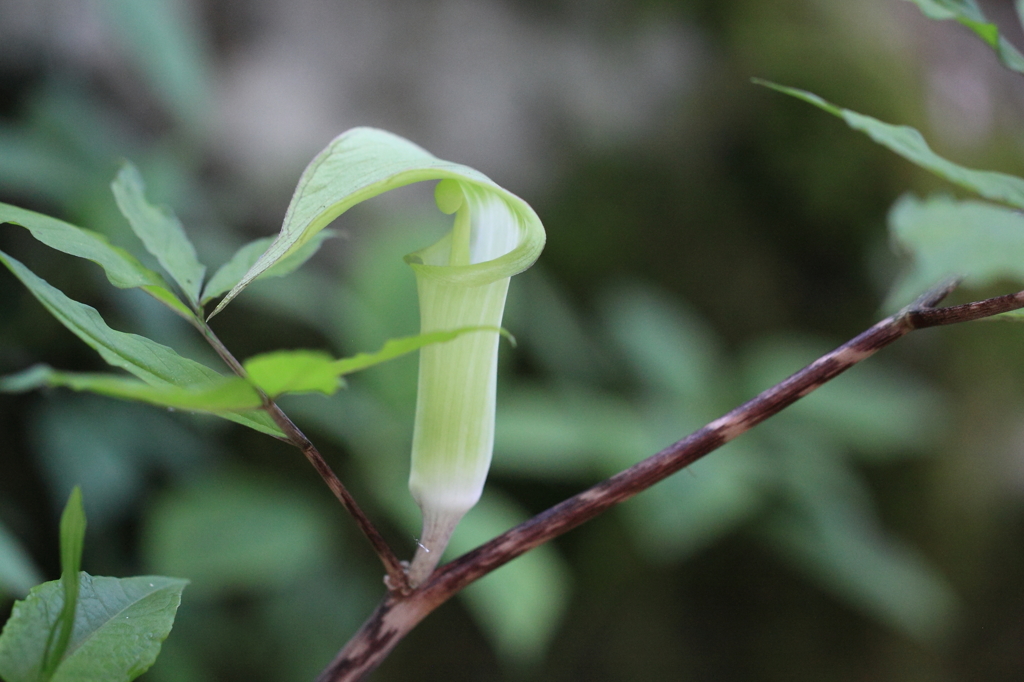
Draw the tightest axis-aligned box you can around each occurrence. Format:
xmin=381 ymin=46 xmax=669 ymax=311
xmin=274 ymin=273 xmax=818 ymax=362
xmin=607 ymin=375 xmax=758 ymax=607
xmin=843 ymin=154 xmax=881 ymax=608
xmin=3 ymin=0 xmax=1024 ymax=680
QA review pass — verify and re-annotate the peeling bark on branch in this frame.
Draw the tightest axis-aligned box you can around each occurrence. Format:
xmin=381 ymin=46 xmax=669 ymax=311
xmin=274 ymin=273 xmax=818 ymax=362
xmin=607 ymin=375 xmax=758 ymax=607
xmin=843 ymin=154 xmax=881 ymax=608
xmin=316 ymin=282 xmax=1024 ymax=682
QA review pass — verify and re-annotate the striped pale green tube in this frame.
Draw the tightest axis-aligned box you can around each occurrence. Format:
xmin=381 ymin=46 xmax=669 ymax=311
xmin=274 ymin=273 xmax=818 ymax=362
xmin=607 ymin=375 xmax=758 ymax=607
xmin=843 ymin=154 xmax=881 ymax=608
xmin=405 ymin=181 xmax=537 ymax=584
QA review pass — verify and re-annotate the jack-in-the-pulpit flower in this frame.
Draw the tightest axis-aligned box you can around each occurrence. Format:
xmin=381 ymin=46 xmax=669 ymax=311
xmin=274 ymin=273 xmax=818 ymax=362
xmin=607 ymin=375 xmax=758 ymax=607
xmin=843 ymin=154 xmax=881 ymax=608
xmin=211 ymin=128 xmax=545 ymax=585
xmin=405 ymin=180 xmax=542 ymax=584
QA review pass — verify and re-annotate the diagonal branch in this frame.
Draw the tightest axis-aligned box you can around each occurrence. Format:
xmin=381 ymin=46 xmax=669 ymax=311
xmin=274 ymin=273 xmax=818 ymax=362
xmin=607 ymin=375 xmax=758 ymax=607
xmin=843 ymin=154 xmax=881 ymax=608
xmin=262 ymin=402 xmax=412 ymax=594
xmin=314 ymin=282 xmax=1024 ymax=682
xmin=196 ymin=321 xmax=411 ymax=594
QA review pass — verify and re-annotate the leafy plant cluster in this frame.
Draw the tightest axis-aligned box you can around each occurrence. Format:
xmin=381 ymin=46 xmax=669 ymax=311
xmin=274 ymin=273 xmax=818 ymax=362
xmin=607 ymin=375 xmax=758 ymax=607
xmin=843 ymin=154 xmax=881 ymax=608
xmin=3 ymin=0 xmax=1024 ymax=679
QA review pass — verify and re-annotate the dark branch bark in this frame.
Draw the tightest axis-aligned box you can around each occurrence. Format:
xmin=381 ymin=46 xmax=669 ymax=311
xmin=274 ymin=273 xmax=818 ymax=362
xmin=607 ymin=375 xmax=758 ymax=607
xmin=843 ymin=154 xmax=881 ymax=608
xmin=315 ymin=284 xmax=1024 ymax=682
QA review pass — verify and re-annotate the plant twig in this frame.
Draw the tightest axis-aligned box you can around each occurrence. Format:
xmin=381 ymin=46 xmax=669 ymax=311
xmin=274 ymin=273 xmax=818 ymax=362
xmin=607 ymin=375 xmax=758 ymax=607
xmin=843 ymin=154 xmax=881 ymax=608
xmin=314 ymin=282 xmax=1024 ymax=682
xmin=196 ymin=322 xmax=411 ymax=594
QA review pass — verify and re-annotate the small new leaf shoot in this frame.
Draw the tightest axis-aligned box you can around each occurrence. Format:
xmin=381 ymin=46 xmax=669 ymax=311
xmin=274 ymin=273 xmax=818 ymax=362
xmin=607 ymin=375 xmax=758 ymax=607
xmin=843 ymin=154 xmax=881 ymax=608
xmin=42 ymin=487 xmax=86 ymax=678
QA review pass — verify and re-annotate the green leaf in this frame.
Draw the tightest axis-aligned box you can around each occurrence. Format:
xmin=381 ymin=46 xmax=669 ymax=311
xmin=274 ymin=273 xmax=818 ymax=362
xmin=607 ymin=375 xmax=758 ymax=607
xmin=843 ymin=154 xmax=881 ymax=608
xmin=200 ymin=230 xmax=337 ymax=305
xmin=142 ymin=475 xmax=331 ymax=596
xmin=754 ymin=80 xmax=1024 ymax=210
xmin=201 ymin=238 xmax=269 ymax=305
xmin=1 ymin=249 xmax=214 ymax=386
xmin=493 ymin=386 xmax=648 ymax=479
xmin=1 ymin=366 xmax=261 ymax=413
xmin=111 ymin=162 xmax=206 ymax=306
xmin=243 ymin=326 xmax=504 ymax=397
xmin=61 ymin=492 xmax=87 ymax=576
xmin=243 ymin=351 xmax=340 ymax=397
xmin=0 ymin=573 xmax=187 ymax=682
xmin=0 ymin=249 xmax=282 ymax=437
xmin=886 ymin=193 xmax=1024 ymax=307
xmin=60 ymin=491 xmax=87 ymax=583
xmin=0 ymin=202 xmax=193 ymax=320
xmin=42 ymin=488 xmax=87 ymax=677
xmin=0 ymin=522 xmax=43 ymax=598
xmin=625 ymin=440 xmax=769 ymax=563
xmin=760 ymin=435 xmax=957 ymax=643
xmin=99 ymin=0 xmax=212 ymax=129
xmin=0 ymin=203 xmax=166 ymax=290
xmin=904 ymin=0 xmax=1024 ymax=74
xmin=141 ymin=286 xmax=197 ymax=321
xmin=210 ymin=127 xmax=544 ymax=317
xmin=601 ymin=283 xmax=722 ymax=401
xmin=213 ymin=411 xmax=282 ymax=438
xmin=0 ymin=199 xmax=193 ymax=321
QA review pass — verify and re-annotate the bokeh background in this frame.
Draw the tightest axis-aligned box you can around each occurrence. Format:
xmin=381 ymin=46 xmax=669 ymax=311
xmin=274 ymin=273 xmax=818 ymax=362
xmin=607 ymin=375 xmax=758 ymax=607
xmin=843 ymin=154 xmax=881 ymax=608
xmin=3 ymin=0 xmax=1024 ymax=680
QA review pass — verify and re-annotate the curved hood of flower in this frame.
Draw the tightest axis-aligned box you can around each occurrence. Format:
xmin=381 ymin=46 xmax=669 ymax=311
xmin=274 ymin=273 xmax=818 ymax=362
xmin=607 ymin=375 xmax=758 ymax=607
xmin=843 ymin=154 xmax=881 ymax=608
xmin=210 ymin=128 xmax=544 ymax=317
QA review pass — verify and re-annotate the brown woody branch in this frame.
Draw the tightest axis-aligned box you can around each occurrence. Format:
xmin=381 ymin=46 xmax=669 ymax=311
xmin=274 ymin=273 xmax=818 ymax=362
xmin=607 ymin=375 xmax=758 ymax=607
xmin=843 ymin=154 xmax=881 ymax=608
xmin=196 ymin=321 xmax=412 ymax=593
xmin=263 ymin=403 xmax=412 ymax=594
xmin=313 ymin=282 xmax=1024 ymax=682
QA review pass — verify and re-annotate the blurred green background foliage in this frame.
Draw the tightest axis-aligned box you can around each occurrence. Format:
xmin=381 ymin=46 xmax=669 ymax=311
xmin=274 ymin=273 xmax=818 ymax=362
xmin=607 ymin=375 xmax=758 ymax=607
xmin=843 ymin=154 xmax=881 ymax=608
xmin=3 ymin=0 xmax=1024 ymax=680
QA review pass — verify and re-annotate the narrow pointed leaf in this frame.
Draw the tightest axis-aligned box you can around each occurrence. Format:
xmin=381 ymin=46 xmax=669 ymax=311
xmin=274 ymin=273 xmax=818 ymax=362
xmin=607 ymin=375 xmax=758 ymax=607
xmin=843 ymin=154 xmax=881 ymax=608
xmin=330 ymin=326 xmax=510 ymax=374
xmin=210 ymin=127 xmax=544 ymax=317
xmin=905 ymin=0 xmax=1024 ymax=73
xmin=1 ymin=249 xmax=216 ymax=386
xmin=885 ymin=193 xmax=1024 ymax=308
xmin=0 ymin=249 xmax=282 ymax=437
xmin=242 ymin=326 xmax=503 ymax=397
xmin=0 ymin=203 xmax=167 ymax=290
xmin=111 ymin=163 xmax=206 ymax=306
xmin=43 ymin=488 xmax=87 ymax=677
xmin=0 ymin=365 xmax=261 ymax=412
xmin=755 ymin=80 xmax=1024 ymax=209
xmin=200 ymin=230 xmax=337 ymax=305
xmin=218 ymin=410 xmax=284 ymax=437
xmin=0 ymin=202 xmax=193 ymax=321
xmin=0 ymin=574 xmax=187 ymax=682
xmin=201 ymin=238 xmax=270 ymax=305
